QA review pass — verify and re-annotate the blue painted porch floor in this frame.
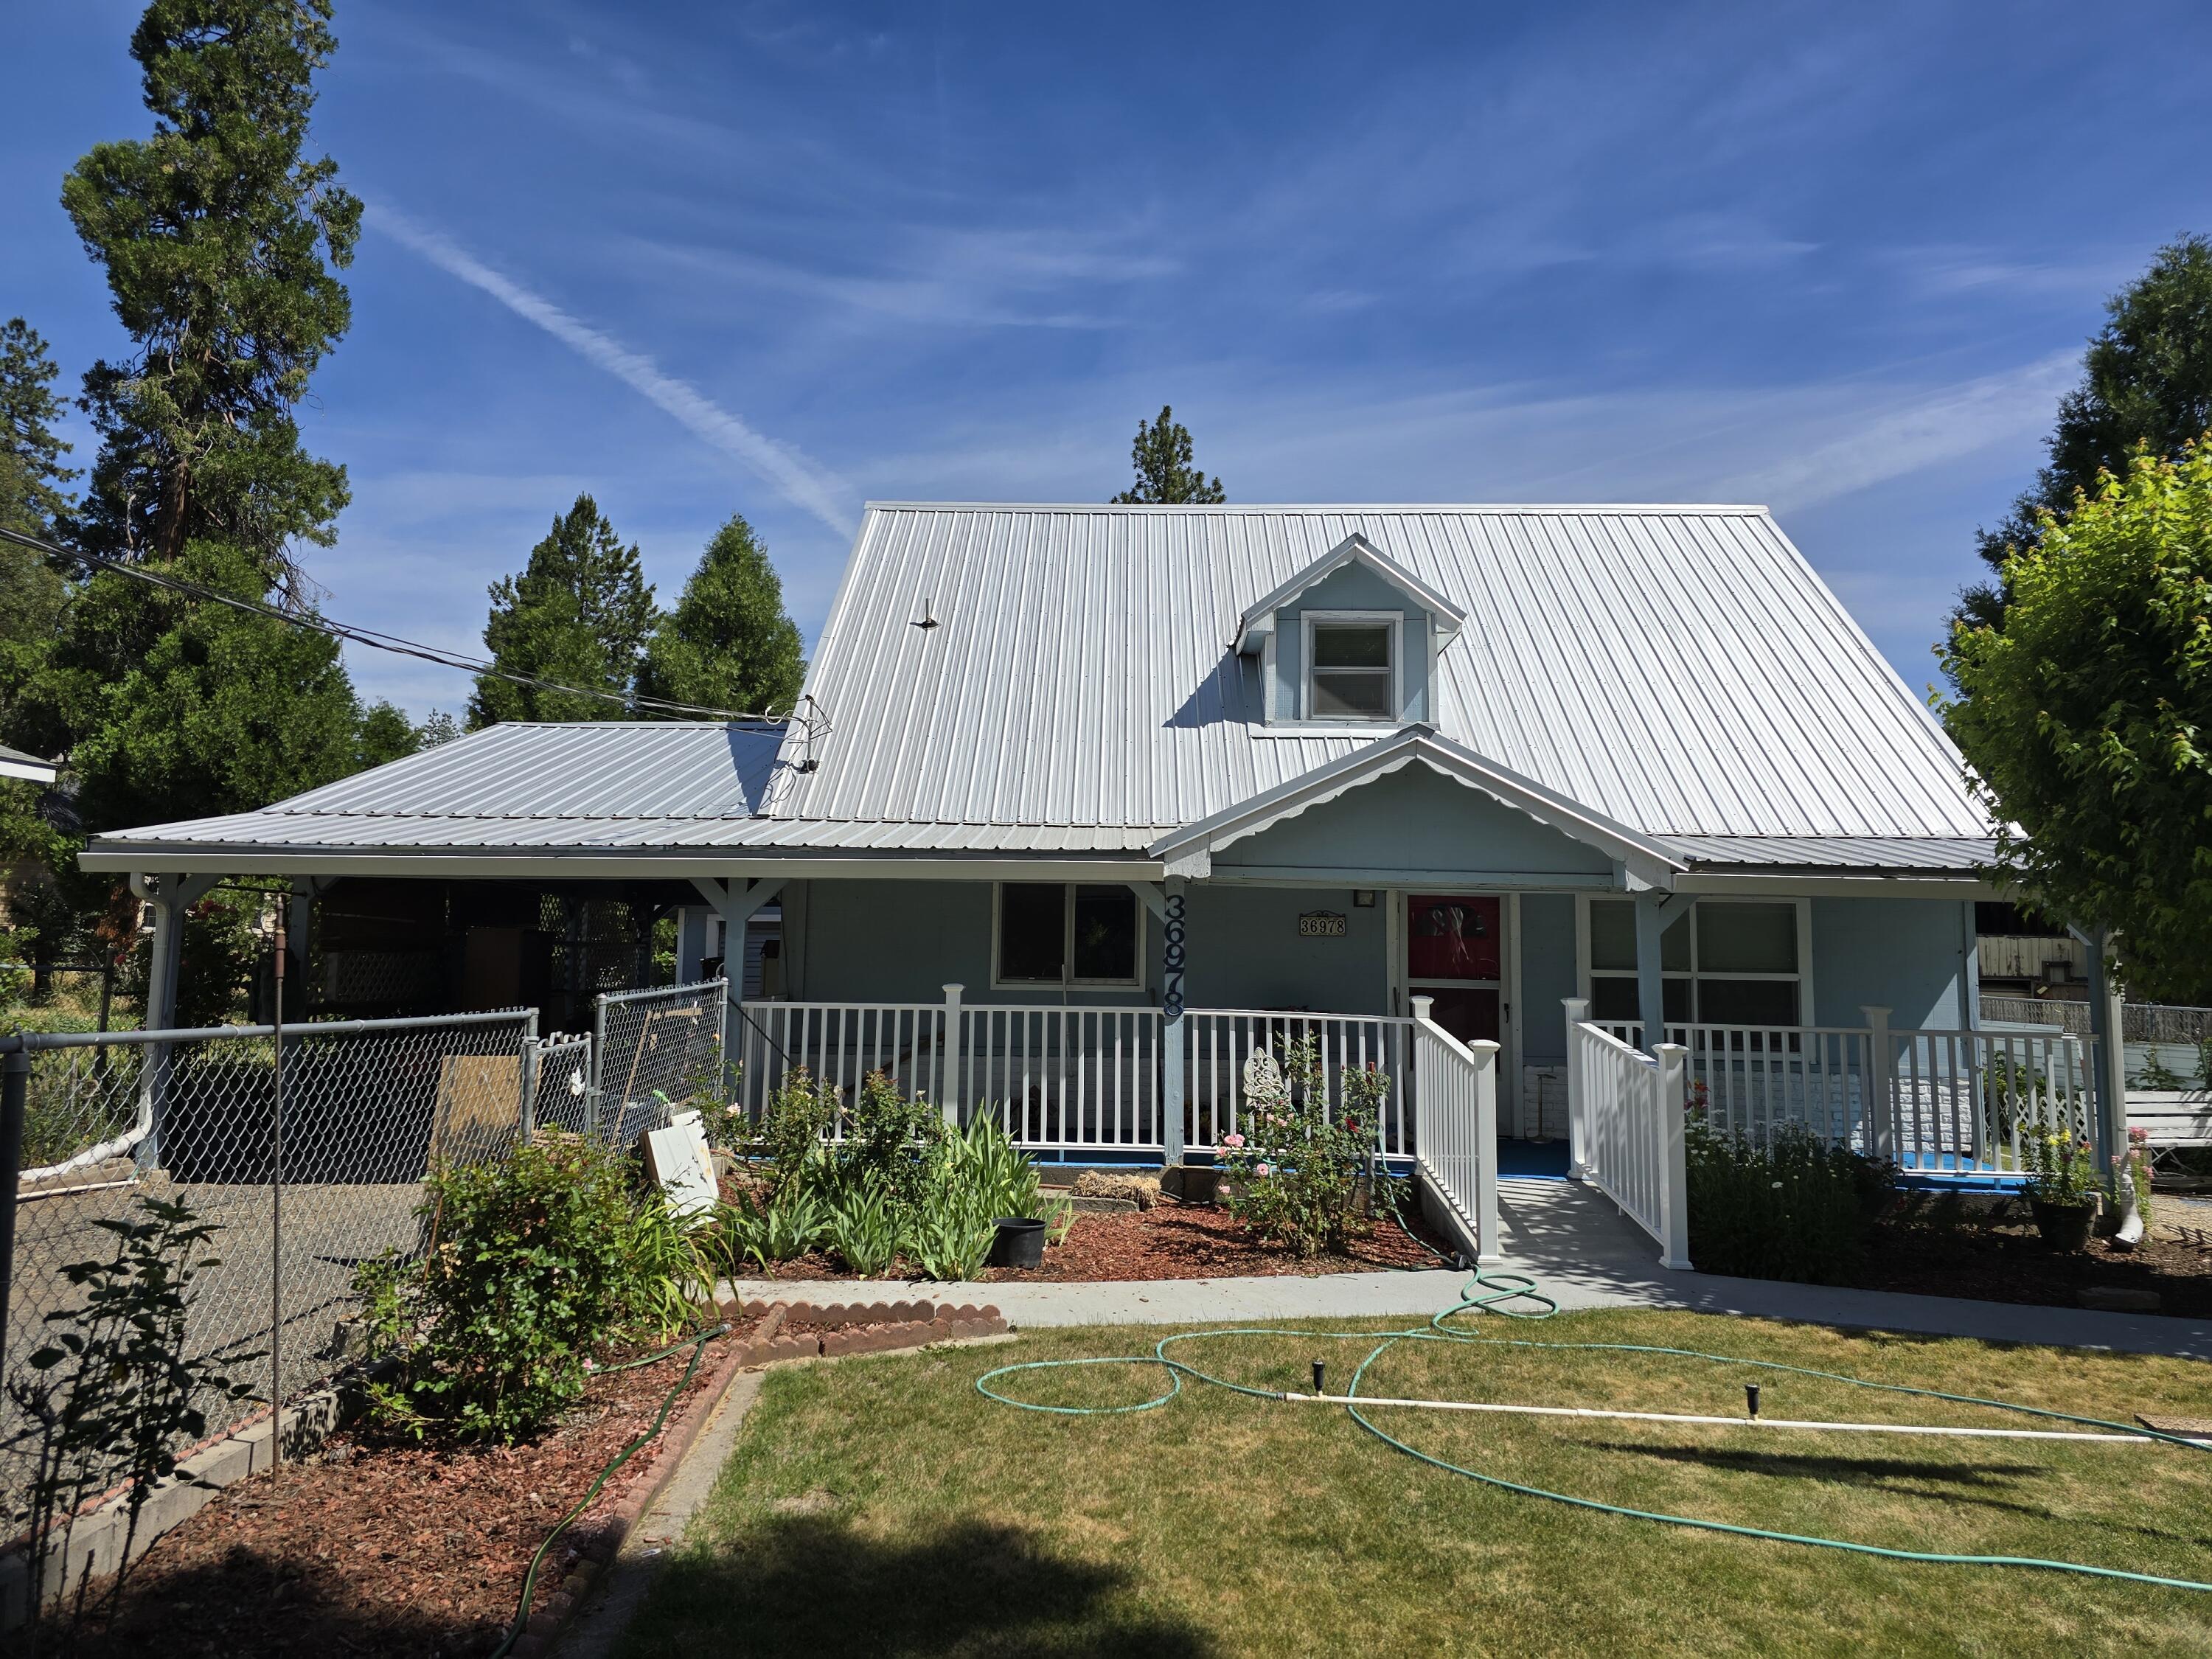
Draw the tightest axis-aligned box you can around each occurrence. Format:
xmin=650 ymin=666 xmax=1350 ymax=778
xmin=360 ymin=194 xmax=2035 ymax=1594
xmin=1497 ymin=1138 xmax=1571 ymax=1178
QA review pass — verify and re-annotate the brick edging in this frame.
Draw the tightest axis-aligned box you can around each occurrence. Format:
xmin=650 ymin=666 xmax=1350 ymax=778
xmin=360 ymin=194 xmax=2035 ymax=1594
xmin=504 ymin=1295 xmax=1007 ymax=1657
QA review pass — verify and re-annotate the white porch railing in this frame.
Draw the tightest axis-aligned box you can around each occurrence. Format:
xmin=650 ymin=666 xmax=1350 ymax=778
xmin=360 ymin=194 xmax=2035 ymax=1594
xmin=1587 ymin=1011 xmax=2097 ymax=1178
xmin=1183 ymin=1009 xmax=1416 ymax=1158
xmin=1410 ymin=999 xmax=1500 ymax=1262
xmin=1568 ymin=1021 xmax=1691 ymax=1268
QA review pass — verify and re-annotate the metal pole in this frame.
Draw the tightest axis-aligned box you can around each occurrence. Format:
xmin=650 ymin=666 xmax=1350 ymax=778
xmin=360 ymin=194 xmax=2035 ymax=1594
xmin=268 ymin=925 xmax=287 ymax=1469
xmin=519 ymin=1009 xmax=540 ymax=1147
xmin=1 ymin=1043 xmax=28 ymax=1387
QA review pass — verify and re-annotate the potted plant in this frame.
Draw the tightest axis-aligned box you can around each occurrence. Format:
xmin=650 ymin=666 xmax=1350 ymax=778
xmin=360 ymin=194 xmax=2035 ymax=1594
xmin=2021 ymin=1124 xmax=2098 ymax=1251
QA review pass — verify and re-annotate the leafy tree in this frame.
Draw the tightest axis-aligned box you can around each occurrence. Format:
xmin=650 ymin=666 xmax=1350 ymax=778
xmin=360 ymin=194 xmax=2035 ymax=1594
xmin=637 ymin=513 xmax=805 ymax=715
xmin=415 ymin=708 xmax=461 ymax=748
xmin=1110 ymin=404 xmax=1225 ymax=504
xmin=62 ymin=0 xmax=360 ymax=593
xmin=0 ymin=317 xmax=78 ymax=533
xmin=1940 ymin=442 xmax=2212 ymax=1000
xmin=470 ymin=494 xmax=657 ymax=726
xmin=355 ymin=699 xmax=418 ymax=768
xmin=1963 ymin=235 xmax=2212 ymax=625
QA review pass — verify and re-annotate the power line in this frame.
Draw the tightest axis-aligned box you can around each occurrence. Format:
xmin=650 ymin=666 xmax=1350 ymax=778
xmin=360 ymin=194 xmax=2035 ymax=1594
xmin=0 ymin=523 xmax=810 ymax=730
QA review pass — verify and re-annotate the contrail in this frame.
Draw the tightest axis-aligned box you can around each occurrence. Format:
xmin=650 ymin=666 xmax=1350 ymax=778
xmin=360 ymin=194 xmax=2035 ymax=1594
xmin=369 ymin=203 xmax=858 ymax=539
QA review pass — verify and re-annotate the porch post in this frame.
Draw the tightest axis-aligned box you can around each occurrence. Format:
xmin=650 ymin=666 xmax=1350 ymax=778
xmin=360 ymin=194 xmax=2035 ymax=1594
xmin=1562 ymin=995 xmax=1591 ymax=1180
xmin=1655 ymin=1042 xmax=1692 ymax=1270
xmin=1470 ymin=1036 xmax=1502 ymax=1264
xmin=1161 ymin=877 xmax=1187 ymax=1166
xmin=1632 ymin=891 xmax=1670 ymax=1051
xmin=1860 ymin=1005 xmax=1895 ymax=1163
xmin=130 ymin=871 xmax=215 ymax=1172
xmin=941 ymin=982 xmax=964 ymax=1127
xmin=2084 ymin=928 xmax=2125 ymax=1170
xmin=675 ymin=905 xmax=709 ymax=983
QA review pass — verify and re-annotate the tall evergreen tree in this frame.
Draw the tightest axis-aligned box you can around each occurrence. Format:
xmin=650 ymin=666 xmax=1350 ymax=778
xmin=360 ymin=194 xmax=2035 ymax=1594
xmin=1960 ymin=234 xmax=2212 ymax=626
xmin=0 ymin=318 xmax=78 ymax=534
xmin=637 ymin=513 xmax=805 ymax=716
xmin=3 ymin=0 xmax=374 ymax=836
xmin=1110 ymin=405 xmax=1225 ymax=504
xmin=470 ymin=494 xmax=656 ymax=726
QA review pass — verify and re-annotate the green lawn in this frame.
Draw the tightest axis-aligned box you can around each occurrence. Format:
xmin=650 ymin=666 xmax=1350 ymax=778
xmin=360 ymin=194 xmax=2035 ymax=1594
xmin=620 ymin=1309 xmax=2212 ymax=1658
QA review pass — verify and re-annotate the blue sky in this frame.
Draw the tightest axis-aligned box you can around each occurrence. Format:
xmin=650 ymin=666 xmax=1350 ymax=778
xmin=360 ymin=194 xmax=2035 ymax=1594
xmin=7 ymin=1 xmax=2208 ymax=720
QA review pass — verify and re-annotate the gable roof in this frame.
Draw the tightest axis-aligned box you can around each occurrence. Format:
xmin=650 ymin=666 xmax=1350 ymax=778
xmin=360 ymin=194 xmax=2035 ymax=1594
xmin=1148 ymin=726 xmax=1687 ymax=887
xmin=763 ymin=503 xmax=1989 ymax=854
xmin=1232 ymin=532 xmax=1467 ymax=653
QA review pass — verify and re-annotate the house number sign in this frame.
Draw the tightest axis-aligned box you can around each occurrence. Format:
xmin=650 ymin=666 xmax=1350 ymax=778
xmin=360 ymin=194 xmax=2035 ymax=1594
xmin=1298 ymin=911 xmax=1348 ymax=938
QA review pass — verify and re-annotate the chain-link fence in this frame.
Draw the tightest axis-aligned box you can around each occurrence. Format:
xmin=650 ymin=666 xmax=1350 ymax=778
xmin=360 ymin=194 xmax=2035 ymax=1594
xmin=1 ymin=1009 xmax=537 ymax=1523
xmin=590 ymin=980 xmax=726 ymax=1148
xmin=530 ymin=1032 xmax=597 ymax=1138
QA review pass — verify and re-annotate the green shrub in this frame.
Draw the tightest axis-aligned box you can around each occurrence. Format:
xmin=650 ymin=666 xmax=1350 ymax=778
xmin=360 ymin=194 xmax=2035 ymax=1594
xmin=355 ymin=1133 xmax=712 ymax=1443
xmin=1685 ymin=1119 xmax=1893 ymax=1285
xmin=1214 ymin=1037 xmax=1385 ymax=1259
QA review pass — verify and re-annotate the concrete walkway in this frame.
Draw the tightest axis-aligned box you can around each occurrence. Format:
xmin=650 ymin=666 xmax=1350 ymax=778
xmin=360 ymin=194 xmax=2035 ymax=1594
xmin=729 ymin=1179 xmax=2212 ymax=1362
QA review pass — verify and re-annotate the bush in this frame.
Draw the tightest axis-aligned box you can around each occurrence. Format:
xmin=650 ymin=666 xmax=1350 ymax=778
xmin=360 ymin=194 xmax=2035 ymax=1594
xmin=1214 ymin=1037 xmax=1386 ymax=1258
xmin=355 ymin=1133 xmax=713 ymax=1443
xmin=1684 ymin=1119 xmax=1893 ymax=1285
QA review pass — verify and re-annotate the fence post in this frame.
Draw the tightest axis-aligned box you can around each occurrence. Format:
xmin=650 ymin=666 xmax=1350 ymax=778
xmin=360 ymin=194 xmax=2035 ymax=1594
xmin=1 ymin=1043 xmax=26 ymax=1385
xmin=1655 ymin=1042 xmax=1692 ymax=1270
xmin=1467 ymin=1035 xmax=1502 ymax=1264
xmin=1562 ymin=996 xmax=1590 ymax=1180
xmin=1860 ymin=1006 xmax=1894 ymax=1163
xmin=268 ymin=928 xmax=288 ymax=1468
xmin=587 ymin=992 xmax=610 ymax=1141
xmin=941 ymin=983 xmax=964 ymax=1128
xmin=518 ymin=1010 xmax=540 ymax=1146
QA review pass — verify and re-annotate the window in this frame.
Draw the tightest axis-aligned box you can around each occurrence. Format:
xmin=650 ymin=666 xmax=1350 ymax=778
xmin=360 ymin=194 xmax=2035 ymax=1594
xmin=1584 ymin=900 xmax=1804 ymax=1028
xmin=1304 ymin=615 xmax=1398 ymax=721
xmin=995 ymin=883 xmax=1142 ymax=987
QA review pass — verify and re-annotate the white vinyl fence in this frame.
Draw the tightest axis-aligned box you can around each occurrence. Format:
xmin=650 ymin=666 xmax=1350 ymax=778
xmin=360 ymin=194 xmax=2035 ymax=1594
xmin=1183 ymin=1009 xmax=1414 ymax=1158
xmin=1409 ymin=1003 xmax=1500 ymax=1262
xmin=1568 ymin=1022 xmax=1691 ymax=1269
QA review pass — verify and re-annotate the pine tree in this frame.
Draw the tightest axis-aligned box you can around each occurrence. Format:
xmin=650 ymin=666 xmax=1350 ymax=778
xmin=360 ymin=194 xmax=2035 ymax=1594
xmin=1110 ymin=405 xmax=1225 ymax=504
xmin=470 ymin=494 xmax=657 ymax=726
xmin=637 ymin=514 xmax=805 ymax=717
xmin=5 ymin=0 xmax=375 ymax=835
xmin=0 ymin=318 xmax=78 ymax=534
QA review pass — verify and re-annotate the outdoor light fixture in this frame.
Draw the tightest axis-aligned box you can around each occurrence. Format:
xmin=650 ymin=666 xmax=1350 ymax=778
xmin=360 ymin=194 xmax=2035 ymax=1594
xmin=1352 ymin=890 xmax=1377 ymax=908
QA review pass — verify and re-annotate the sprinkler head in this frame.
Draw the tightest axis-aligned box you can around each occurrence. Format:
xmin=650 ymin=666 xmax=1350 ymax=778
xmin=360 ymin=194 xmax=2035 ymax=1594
xmin=1312 ymin=1360 xmax=1327 ymax=1396
xmin=1745 ymin=1384 xmax=1761 ymax=1420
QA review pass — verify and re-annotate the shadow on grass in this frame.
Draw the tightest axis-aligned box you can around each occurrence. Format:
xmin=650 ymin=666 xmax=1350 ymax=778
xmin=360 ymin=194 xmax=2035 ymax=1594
xmin=630 ymin=1513 xmax=1219 ymax=1658
xmin=1584 ymin=1440 xmax=2212 ymax=1551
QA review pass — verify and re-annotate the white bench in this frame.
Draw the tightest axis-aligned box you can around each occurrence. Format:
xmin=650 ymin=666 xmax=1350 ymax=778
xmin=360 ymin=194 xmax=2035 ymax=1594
xmin=2128 ymin=1092 xmax=2212 ymax=1169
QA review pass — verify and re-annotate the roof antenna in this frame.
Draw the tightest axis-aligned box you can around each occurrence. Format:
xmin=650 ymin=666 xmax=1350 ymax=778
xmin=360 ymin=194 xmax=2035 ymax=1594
xmin=913 ymin=599 xmax=940 ymax=631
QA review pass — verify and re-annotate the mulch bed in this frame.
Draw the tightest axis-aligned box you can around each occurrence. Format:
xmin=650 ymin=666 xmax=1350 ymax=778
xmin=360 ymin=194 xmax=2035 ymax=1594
xmin=744 ymin=1197 xmax=1456 ymax=1283
xmin=1862 ymin=1213 xmax=2212 ymax=1320
xmin=55 ymin=1324 xmax=749 ymax=1659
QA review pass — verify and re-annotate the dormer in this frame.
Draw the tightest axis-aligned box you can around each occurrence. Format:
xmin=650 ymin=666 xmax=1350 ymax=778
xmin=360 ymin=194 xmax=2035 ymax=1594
xmin=1234 ymin=534 xmax=1465 ymax=728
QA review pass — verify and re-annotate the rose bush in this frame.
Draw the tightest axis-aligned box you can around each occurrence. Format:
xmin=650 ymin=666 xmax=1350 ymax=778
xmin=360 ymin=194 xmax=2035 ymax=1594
xmin=1214 ymin=1036 xmax=1389 ymax=1257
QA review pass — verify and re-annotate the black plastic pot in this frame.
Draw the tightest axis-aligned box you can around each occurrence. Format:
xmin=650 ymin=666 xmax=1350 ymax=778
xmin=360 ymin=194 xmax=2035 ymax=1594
xmin=990 ymin=1217 xmax=1048 ymax=1269
xmin=2030 ymin=1197 xmax=2096 ymax=1253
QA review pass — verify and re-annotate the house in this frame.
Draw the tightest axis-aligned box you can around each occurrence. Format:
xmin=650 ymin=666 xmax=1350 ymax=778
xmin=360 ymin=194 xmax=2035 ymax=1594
xmin=80 ymin=504 xmax=2123 ymax=1263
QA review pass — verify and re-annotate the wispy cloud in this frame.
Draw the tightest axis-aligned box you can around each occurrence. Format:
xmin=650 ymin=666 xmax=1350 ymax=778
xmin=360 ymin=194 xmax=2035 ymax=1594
xmin=368 ymin=202 xmax=858 ymax=538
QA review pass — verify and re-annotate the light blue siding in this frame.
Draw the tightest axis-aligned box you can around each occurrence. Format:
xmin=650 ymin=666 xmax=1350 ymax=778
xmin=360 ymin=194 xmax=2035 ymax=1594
xmin=1270 ymin=563 xmax=1436 ymax=723
xmin=1517 ymin=893 xmax=1579 ymax=1061
xmin=1183 ymin=886 xmax=1391 ymax=1014
xmin=1809 ymin=897 xmax=1969 ymax=1029
xmin=1214 ymin=762 xmax=1615 ymax=882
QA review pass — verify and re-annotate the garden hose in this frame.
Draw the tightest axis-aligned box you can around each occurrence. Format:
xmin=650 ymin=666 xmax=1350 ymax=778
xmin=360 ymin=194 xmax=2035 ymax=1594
xmin=976 ymin=1271 xmax=2212 ymax=1595
xmin=489 ymin=1321 xmax=728 ymax=1659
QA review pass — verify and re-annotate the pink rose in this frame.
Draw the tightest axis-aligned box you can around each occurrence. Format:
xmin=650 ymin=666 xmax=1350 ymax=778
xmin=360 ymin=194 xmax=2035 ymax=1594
xmin=1256 ymin=1163 xmax=1274 ymax=1177
xmin=1222 ymin=1132 xmax=1246 ymax=1149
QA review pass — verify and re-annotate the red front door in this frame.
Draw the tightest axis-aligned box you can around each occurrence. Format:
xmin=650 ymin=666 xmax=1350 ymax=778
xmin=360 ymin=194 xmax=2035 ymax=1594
xmin=1407 ymin=894 xmax=1501 ymax=1045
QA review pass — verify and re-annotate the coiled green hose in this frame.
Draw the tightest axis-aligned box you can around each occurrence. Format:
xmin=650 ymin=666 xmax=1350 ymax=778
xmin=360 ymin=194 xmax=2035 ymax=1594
xmin=976 ymin=1273 xmax=2212 ymax=1594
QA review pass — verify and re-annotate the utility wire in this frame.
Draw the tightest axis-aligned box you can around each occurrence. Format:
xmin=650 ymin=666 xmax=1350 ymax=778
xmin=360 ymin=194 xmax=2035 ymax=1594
xmin=0 ymin=523 xmax=811 ymax=729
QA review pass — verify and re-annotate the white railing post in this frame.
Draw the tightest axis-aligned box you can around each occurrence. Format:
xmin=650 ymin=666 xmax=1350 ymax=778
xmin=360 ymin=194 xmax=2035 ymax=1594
xmin=1860 ymin=1005 xmax=1893 ymax=1162
xmin=1562 ymin=996 xmax=1590 ymax=1180
xmin=1469 ymin=1036 xmax=1502 ymax=1263
xmin=941 ymin=984 xmax=964 ymax=1128
xmin=1655 ymin=1042 xmax=1691 ymax=1270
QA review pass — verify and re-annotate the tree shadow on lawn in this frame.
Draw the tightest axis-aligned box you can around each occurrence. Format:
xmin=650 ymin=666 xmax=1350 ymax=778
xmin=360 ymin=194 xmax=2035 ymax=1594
xmin=633 ymin=1513 xmax=1219 ymax=1658
xmin=1583 ymin=1441 xmax=2212 ymax=1552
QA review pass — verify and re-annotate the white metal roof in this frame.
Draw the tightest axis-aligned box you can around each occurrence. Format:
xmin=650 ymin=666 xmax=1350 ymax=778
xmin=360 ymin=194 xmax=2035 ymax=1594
xmin=87 ymin=502 xmax=1994 ymax=877
xmin=773 ymin=502 xmax=1988 ymax=844
xmin=0 ymin=742 xmax=58 ymax=785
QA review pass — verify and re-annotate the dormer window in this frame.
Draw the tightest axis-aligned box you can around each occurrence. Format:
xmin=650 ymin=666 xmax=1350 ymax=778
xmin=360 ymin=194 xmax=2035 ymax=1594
xmin=1306 ymin=616 xmax=1398 ymax=720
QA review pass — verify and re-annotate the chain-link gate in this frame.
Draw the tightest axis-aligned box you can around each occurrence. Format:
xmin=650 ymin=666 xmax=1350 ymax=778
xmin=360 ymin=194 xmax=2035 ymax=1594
xmin=1 ymin=1009 xmax=537 ymax=1524
xmin=589 ymin=980 xmax=727 ymax=1149
xmin=529 ymin=1032 xmax=597 ymax=1138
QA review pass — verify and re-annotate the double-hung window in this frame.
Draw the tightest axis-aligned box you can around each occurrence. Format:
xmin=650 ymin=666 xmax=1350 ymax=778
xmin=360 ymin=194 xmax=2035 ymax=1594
xmin=995 ymin=883 xmax=1142 ymax=988
xmin=1303 ymin=615 xmax=1398 ymax=721
xmin=1584 ymin=900 xmax=1805 ymax=1028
